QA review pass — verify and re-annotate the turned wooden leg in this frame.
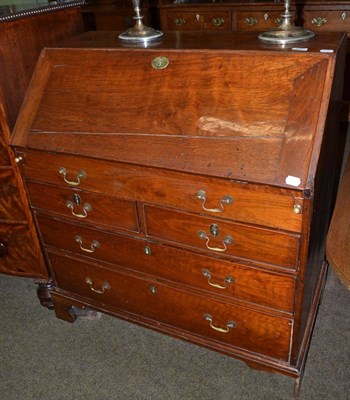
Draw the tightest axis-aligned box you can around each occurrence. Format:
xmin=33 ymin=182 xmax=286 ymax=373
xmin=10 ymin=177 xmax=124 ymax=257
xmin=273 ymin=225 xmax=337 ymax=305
xmin=35 ymin=280 xmax=54 ymax=310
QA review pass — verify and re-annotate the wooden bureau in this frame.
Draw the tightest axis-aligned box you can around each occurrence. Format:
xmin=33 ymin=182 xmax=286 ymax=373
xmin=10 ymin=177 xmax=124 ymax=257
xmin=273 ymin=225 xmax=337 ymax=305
xmin=10 ymin=30 xmax=346 ymax=396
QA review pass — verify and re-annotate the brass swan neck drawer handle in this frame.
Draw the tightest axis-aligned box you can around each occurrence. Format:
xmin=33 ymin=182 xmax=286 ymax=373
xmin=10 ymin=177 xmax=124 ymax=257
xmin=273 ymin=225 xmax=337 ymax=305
xmin=202 ymin=269 xmax=234 ymax=289
xmin=85 ymin=277 xmax=110 ymax=294
xmin=203 ymin=314 xmax=236 ymax=333
xmin=197 ymin=229 xmax=233 ymax=253
xmin=58 ymin=167 xmax=86 ymax=186
xmin=66 ymin=200 xmax=92 ymax=218
xmin=196 ymin=190 xmax=234 ymax=213
xmin=75 ymin=235 xmax=100 ymax=253
xmin=311 ymin=17 xmax=327 ymax=26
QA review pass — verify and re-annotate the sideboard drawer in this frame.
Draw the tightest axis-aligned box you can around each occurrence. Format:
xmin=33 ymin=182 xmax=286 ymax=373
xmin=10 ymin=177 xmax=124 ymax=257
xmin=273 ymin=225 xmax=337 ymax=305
xmin=36 ymin=214 xmax=295 ymax=312
xmin=303 ymin=10 xmax=350 ymax=31
xmin=164 ymin=11 xmax=231 ymax=31
xmin=21 ymin=151 xmax=303 ymax=232
xmin=27 ymin=181 xmax=139 ymax=233
xmin=237 ymin=11 xmax=289 ymax=31
xmin=144 ymin=205 xmax=300 ymax=269
xmin=50 ymin=251 xmax=292 ymax=361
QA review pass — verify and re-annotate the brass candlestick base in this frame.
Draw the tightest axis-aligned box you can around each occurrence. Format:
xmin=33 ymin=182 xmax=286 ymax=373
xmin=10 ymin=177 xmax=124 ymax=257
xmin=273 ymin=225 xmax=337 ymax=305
xmin=119 ymin=0 xmax=163 ymax=44
xmin=259 ymin=0 xmax=314 ymax=44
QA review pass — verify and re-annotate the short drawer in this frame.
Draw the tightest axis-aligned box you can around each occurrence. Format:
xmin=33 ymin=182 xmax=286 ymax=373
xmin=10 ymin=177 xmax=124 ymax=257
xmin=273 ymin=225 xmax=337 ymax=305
xmin=303 ymin=10 xmax=350 ymax=31
xmin=49 ymin=251 xmax=292 ymax=361
xmin=36 ymin=214 xmax=295 ymax=312
xmin=144 ymin=205 xmax=300 ymax=269
xmin=20 ymin=151 xmax=304 ymax=232
xmin=237 ymin=11 xmax=290 ymax=31
xmin=0 ymin=169 xmax=26 ymax=221
xmin=27 ymin=181 xmax=139 ymax=233
xmin=164 ymin=11 xmax=231 ymax=31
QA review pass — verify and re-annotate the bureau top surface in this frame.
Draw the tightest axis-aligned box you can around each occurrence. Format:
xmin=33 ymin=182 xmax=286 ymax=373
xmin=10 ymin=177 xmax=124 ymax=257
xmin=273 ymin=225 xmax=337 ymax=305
xmin=11 ymin=31 xmax=346 ymax=191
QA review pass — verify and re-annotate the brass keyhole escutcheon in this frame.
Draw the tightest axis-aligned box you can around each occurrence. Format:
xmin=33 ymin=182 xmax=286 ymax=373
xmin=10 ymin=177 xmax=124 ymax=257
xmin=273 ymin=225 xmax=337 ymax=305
xmin=151 ymin=56 xmax=169 ymax=70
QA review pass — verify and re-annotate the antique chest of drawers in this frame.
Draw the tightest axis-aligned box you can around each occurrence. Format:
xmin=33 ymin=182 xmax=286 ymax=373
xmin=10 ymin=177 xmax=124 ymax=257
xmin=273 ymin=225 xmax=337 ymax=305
xmin=10 ymin=30 xmax=346 ymax=394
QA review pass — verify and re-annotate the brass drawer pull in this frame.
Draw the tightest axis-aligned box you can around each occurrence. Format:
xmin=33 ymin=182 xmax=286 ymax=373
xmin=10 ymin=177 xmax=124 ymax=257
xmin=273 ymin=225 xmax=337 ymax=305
xmin=75 ymin=235 xmax=100 ymax=253
xmin=342 ymin=12 xmax=347 ymax=20
xmin=245 ymin=17 xmax=258 ymax=27
xmin=311 ymin=17 xmax=327 ymax=27
xmin=196 ymin=190 xmax=234 ymax=213
xmin=202 ymin=269 xmax=234 ymax=289
xmin=85 ymin=277 xmax=110 ymax=294
xmin=275 ymin=17 xmax=282 ymax=25
xmin=197 ymin=229 xmax=233 ymax=253
xmin=174 ymin=17 xmax=186 ymax=26
xmin=58 ymin=167 xmax=86 ymax=186
xmin=212 ymin=17 xmax=224 ymax=27
xmin=203 ymin=314 xmax=236 ymax=333
xmin=66 ymin=200 xmax=92 ymax=218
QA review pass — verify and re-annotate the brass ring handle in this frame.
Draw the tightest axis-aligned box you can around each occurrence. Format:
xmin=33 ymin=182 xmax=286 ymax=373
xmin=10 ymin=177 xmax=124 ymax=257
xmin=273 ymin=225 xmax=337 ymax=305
xmin=58 ymin=167 xmax=86 ymax=186
xmin=66 ymin=201 xmax=92 ymax=218
xmin=198 ymin=230 xmax=233 ymax=253
xmin=75 ymin=235 xmax=100 ymax=253
xmin=203 ymin=314 xmax=236 ymax=333
xmin=85 ymin=277 xmax=110 ymax=294
xmin=196 ymin=190 xmax=234 ymax=213
xmin=244 ymin=17 xmax=258 ymax=27
xmin=311 ymin=17 xmax=327 ymax=26
xmin=202 ymin=269 xmax=234 ymax=289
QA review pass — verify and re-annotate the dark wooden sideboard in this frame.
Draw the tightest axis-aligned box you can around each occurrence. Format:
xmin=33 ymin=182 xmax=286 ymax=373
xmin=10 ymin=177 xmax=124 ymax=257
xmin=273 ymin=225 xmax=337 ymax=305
xmin=0 ymin=2 xmax=84 ymax=279
xmin=159 ymin=0 xmax=350 ymax=117
xmin=10 ymin=30 xmax=346 ymax=396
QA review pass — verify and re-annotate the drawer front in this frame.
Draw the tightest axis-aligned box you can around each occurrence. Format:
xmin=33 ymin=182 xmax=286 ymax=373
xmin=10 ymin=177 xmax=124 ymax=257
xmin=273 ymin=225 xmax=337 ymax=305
xmin=0 ymin=169 xmax=26 ymax=221
xmin=303 ymin=10 xmax=350 ymax=31
xmin=0 ymin=223 xmax=41 ymax=276
xmin=27 ymin=181 xmax=139 ymax=233
xmin=166 ymin=12 xmax=231 ymax=31
xmin=36 ymin=214 xmax=295 ymax=312
xmin=21 ymin=151 xmax=303 ymax=232
xmin=144 ymin=205 xmax=300 ymax=269
xmin=49 ymin=251 xmax=292 ymax=361
xmin=237 ymin=11 xmax=289 ymax=31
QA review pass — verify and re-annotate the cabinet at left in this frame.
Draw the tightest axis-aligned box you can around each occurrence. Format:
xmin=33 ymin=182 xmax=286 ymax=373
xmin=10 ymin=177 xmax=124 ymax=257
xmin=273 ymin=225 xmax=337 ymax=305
xmin=0 ymin=3 xmax=84 ymax=281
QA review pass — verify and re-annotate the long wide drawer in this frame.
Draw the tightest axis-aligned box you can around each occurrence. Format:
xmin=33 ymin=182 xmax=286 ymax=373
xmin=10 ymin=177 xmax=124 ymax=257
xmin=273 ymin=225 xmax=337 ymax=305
xmin=20 ymin=150 xmax=304 ymax=232
xmin=36 ymin=214 xmax=295 ymax=312
xmin=27 ymin=181 xmax=139 ymax=233
xmin=144 ymin=205 xmax=300 ymax=269
xmin=49 ymin=251 xmax=293 ymax=361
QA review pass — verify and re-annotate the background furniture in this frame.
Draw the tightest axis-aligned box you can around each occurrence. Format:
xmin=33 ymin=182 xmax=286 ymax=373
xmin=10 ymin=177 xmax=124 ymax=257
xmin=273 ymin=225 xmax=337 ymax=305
xmin=81 ymin=0 xmax=159 ymax=31
xmin=10 ymin=30 xmax=346 ymax=396
xmin=0 ymin=1 xmax=84 ymax=280
xmin=158 ymin=0 xmax=350 ymax=120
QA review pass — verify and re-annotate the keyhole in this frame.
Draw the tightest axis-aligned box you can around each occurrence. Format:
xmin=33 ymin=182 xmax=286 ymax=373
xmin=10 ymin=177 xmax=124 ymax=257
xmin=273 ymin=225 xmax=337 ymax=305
xmin=73 ymin=194 xmax=81 ymax=205
xmin=210 ymin=223 xmax=220 ymax=237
